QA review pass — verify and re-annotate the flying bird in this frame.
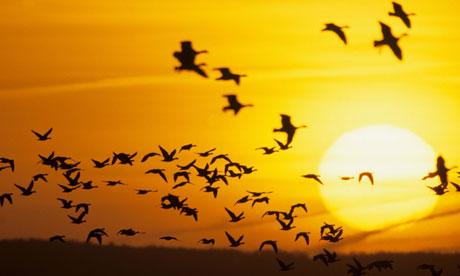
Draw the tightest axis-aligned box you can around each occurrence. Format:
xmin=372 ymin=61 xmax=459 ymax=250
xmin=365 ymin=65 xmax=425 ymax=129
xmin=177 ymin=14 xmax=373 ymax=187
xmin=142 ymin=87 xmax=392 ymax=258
xmin=68 ymin=212 xmax=87 ymax=224
xmin=389 ymin=2 xmax=415 ymax=28
xmin=0 ymin=158 xmax=14 ymax=172
xmin=196 ymin=148 xmax=216 ymax=157
xmin=313 ymin=249 xmax=339 ymax=266
xmin=273 ymin=114 xmax=307 ymax=145
xmin=274 ymin=139 xmax=292 ymax=151
xmin=346 ymin=257 xmax=367 ymax=276
xmin=104 ymin=180 xmax=126 ymax=186
xmin=58 ymin=184 xmax=80 ymax=193
xmin=198 ymin=238 xmax=215 ymax=245
xmin=0 ymin=193 xmax=13 ymax=207
xmin=367 ymin=260 xmax=394 ymax=271
xmin=214 ymin=67 xmax=247 ymax=85
xmin=141 ymin=152 xmax=160 ymax=162
xmin=340 ymin=176 xmax=354 ymax=181
xmin=15 ymin=181 xmax=36 ymax=196
xmin=224 ymin=207 xmax=245 ymax=222
xmin=225 ymin=231 xmax=244 ymax=247
xmin=295 ymin=232 xmax=310 ymax=245
xmin=251 ymin=196 xmax=269 ymax=207
xmin=145 ymin=169 xmax=168 ymax=183
xmin=222 ymin=94 xmax=253 ymax=115
xmin=158 ymin=146 xmax=178 ymax=162
xmin=91 ymin=158 xmax=110 ymax=168
xmin=173 ymin=41 xmax=208 ymax=78
xmin=255 ymin=147 xmax=278 ymax=155
xmin=179 ymin=144 xmax=197 ymax=152
xmin=57 ymin=198 xmax=74 ymax=209
xmin=118 ymin=229 xmax=145 ymax=236
xmin=49 ymin=235 xmax=66 ymax=243
xmin=302 ymin=174 xmax=323 ymax=185
xmin=172 ymin=181 xmax=194 ymax=189
xmin=259 ymin=240 xmax=278 ymax=253
xmin=374 ymin=21 xmax=407 ymax=60
xmin=201 ymin=185 xmax=220 ymax=198
xmin=234 ymin=195 xmax=252 ymax=206
xmin=247 ymin=190 xmax=273 ymax=197
xmin=32 ymin=128 xmax=53 ymax=141
xmin=277 ymin=258 xmax=294 ymax=271
xmin=136 ymin=189 xmax=158 ymax=195
xmin=33 ymin=173 xmax=48 ymax=182
xmin=180 ymin=206 xmax=199 ymax=221
xmin=112 ymin=152 xmax=137 ymax=166
xmin=358 ymin=172 xmax=374 ymax=185
xmin=160 ymin=236 xmax=179 ymax=241
xmin=322 ymin=23 xmax=349 ymax=44
xmin=417 ymin=264 xmax=443 ymax=276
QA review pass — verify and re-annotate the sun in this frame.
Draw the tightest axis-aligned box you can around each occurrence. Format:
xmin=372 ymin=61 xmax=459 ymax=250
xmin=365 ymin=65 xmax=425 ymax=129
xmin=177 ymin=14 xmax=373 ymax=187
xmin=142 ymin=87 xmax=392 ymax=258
xmin=318 ymin=125 xmax=438 ymax=231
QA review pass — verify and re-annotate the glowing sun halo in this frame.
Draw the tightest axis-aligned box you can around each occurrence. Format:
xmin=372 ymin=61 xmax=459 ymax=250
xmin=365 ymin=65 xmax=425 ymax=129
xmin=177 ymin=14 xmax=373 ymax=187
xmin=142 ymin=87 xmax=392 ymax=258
xmin=318 ymin=125 xmax=438 ymax=231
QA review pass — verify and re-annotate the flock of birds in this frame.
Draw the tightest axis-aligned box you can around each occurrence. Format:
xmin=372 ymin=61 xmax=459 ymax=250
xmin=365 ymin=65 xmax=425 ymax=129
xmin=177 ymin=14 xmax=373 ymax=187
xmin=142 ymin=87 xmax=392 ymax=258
xmin=1 ymin=1 xmax=459 ymax=275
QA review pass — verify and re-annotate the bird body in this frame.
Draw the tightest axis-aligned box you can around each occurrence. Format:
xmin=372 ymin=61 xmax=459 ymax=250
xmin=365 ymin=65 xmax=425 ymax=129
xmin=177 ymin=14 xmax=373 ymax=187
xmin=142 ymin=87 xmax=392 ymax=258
xmin=273 ymin=114 xmax=307 ymax=146
xmin=32 ymin=128 xmax=53 ymax=141
xmin=374 ymin=22 xmax=407 ymax=60
xmin=214 ymin=67 xmax=247 ymax=85
xmin=222 ymin=94 xmax=253 ymax=115
xmin=389 ymin=2 xmax=415 ymax=28
xmin=225 ymin=231 xmax=244 ymax=247
xmin=322 ymin=23 xmax=349 ymax=44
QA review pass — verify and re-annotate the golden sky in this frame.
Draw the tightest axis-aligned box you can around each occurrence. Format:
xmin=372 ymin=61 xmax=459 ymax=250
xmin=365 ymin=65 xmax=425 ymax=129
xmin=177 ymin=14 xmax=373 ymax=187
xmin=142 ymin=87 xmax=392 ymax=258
xmin=0 ymin=0 xmax=459 ymax=253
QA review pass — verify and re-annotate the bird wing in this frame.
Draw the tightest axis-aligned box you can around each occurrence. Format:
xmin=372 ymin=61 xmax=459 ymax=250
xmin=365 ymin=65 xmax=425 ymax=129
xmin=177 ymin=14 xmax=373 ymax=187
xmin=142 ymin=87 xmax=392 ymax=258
xmin=31 ymin=130 xmax=42 ymax=138
xmin=280 ymin=114 xmax=292 ymax=129
xmin=392 ymin=2 xmax=403 ymax=13
xmin=225 ymin=231 xmax=236 ymax=244
xmin=44 ymin=128 xmax=53 ymax=137
xmin=159 ymin=171 xmax=168 ymax=182
xmin=158 ymin=146 xmax=169 ymax=158
xmin=14 ymin=184 xmax=26 ymax=193
xmin=379 ymin=22 xmax=392 ymax=38
xmin=225 ymin=207 xmax=236 ymax=219
xmin=389 ymin=41 xmax=403 ymax=60
xmin=192 ymin=66 xmax=208 ymax=78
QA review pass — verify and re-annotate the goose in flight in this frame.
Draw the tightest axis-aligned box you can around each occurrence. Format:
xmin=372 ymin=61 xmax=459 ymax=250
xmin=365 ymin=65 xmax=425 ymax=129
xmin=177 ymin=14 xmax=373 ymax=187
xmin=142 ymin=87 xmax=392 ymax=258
xmin=196 ymin=148 xmax=216 ymax=157
xmin=58 ymin=184 xmax=80 ymax=193
xmin=302 ymin=174 xmax=323 ymax=185
xmin=389 ymin=2 xmax=415 ymax=28
xmin=198 ymin=238 xmax=215 ymax=245
xmin=158 ymin=146 xmax=178 ymax=162
xmin=75 ymin=203 xmax=91 ymax=214
xmin=57 ymin=198 xmax=74 ymax=209
xmin=179 ymin=143 xmax=197 ymax=152
xmin=277 ymin=258 xmax=294 ymax=271
xmin=112 ymin=152 xmax=137 ymax=166
xmin=15 ymin=181 xmax=36 ymax=196
xmin=222 ymin=94 xmax=253 ymax=115
xmin=87 ymin=231 xmax=105 ymax=245
xmin=321 ymin=222 xmax=343 ymax=237
xmin=225 ymin=231 xmax=245 ymax=247
xmin=201 ymin=185 xmax=220 ymax=198
xmin=141 ymin=152 xmax=160 ymax=162
xmin=145 ymin=169 xmax=168 ymax=183
xmin=247 ymin=190 xmax=273 ymax=197
xmin=32 ymin=128 xmax=53 ymax=141
xmin=33 ymin=173 xmax=48 ymax=182
xmin=314 ymin=248 xmax=339 ymax=266
xmin=210 ymin=154 xmax=232 ymax=165
xmin=367 ymin=260 xmax=393 ymax=271
xmin=340 ymin=176 xmax=354 ymax=181
xmin=255 ymin=147 xmax=278 ymax=155
xmin=174 ymin=171 xmax=190 ymax=182
xmin=234 ymin=195 xmax=252 ymax=206
xmin=49 ymin=235 xmax=66 ymax=243
xmin=68 ymin=212 xmax=87 ymax=224
xmin=346 ymin=257 xmax=367 ymax=276
xmin=251 ymin=196 xmax=269 ymax=207
xmin=173 ymin=41 xmax=208 ymax=78
xmin=422 ymin=156 xmax=455 ymax=186
xmin=374 ymin=21 xmax=407 ymax=60
xmin=180 ymin=206 xmax=199 ymax=221
xmin=92 ymin=158 xmax=110 ymax=168
xmin=118 ymin=229 xmax=145 ymax=236
xmin=276 ymin=216 xmax=296 ymax=231
xmin=81 ymin=181 xmax=98 ymax=190
xmin=172 ymin=181 xmax=194 ymax=189
xmin=358 ymin=172 xmax=374 ymax=185
xmin=0 ymin=193 xmax=13 ymax=207
xmin=259 ymin=240 xmax=278 ymax=253
xmin=321 ymin=229 xmax=344 ymax=243
xmin=273 ymin=114 xmax=307 ymax=145
xmin=322 ymin=23 xmax=349 ymax=44
xmin=274 ymin=139 xmax=292 ymax=151
xmin=295 ymin=232 xmax=310 ymax=245
xmin=135 ymin=189 xmax=158 ymax=195
xmin=104 ymin=180 xmax=126 ymax=186
xmin=214 ymin=67 xmax=247 ymax=85
xmin=177 ymin=159 xmax=196 ymax=171
xmin=0 ymin=158 xmax=14 ymax=172
xmin=224 ymin=207 xmax=245 ymax=222
xmin=160 ymin=236 xmax=179 ymax=241
xmin=427 ymin=184 xmax=448 ymax=196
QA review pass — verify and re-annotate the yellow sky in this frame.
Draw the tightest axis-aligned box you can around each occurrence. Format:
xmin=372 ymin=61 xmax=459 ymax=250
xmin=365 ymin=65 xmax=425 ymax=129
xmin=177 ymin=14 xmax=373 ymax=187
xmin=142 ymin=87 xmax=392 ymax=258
xmin=0 ymin=0 xmax=459 ymax=253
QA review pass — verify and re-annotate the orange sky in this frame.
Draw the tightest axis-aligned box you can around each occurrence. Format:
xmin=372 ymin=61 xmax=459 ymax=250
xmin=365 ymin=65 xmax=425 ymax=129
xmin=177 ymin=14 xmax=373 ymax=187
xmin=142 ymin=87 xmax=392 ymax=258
xmin=0 ymin=0 xmax=459 ymax=254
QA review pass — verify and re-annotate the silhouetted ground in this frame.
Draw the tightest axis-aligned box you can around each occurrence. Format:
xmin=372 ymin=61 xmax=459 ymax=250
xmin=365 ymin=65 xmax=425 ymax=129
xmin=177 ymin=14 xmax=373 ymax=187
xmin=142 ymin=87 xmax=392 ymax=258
xmin=0 ymin=239 xmax=459 ymax=276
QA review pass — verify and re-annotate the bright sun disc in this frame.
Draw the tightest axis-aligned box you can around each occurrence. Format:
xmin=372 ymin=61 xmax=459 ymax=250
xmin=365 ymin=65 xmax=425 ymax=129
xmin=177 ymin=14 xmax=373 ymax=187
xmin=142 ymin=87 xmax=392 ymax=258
xmin=318 ymin=125 xmax=438 ymax=231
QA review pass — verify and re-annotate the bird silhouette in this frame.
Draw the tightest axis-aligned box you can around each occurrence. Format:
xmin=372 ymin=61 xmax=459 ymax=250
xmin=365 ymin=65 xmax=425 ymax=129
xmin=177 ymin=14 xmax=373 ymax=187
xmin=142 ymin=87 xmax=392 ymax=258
xmin=389 ymin=2 xmax=415 ymax=28
xmin=112 ymin=152 xmax=137 ymax=166
xmin=422 ymin=156 xmax=455 ymax=186
xmin=358 ymin=172 xmax=374 ymax=185
xmin=247 ymin=190 xmax=273 ymax=197
xmin=91 ymin=158 xmax=110 ymax=168
xmin=15 ymin=181 xmax=36 ymax=196
xmin=346 ymin=257 xmax=367 ymax=276
xmin=173 ymin=171 xmax=191 ymax=182
xmin=274 ymin=139 xmax=292 ymax=151
xmin=57 ymin=198 xmax=74 ymax=209
xmin=179 ymin=144 xmax=197 ymax=152
xmin=427 ymin=184 xmax=449 ymax=196
xmin=172 ymin=181 xmax=194 ymax=189
xmin=222 ymin=94 xmax=253 ymax=115
xmin=259 ymin=240 xmax=278 ymax=253
xmin=277 ymin=258 xmax=294 ymax=271
xmin=32 ymin=173 xmax=48 ymax=182
xmin=314 ymin=248 xmax=339 ymax=266
xmin=214 ymin=68 xmax=247 ymax=85
xmin=196 ymin=148 xmax=216 ymax=157
xmin=136 ymin=189 xmax=158 ymax=195
xmin=255 ymin=147 xmax=278 ymax=155
xmin=367 ymin=260 xmax=394 ymax=271
xmin=160 ymin=236 xmax=179 ymax=241
xmin=158 ymin=146 xmax=178 ymax=162
xmin=32 ymin=128 xmax=53 ymax=141
xmin=87 ymin=229 xmax=106 ymax=245
xmin=141 ymin=152 xmax=160 ymax=162
xmin=75 ymin=203 xmax=91 ymax=214
xmin=0 ymin=193 xmax=13 ymax=207
xmin=321 ymin=229 xmax=344 ymax=243
xmin=173 ymin=41 xmax=208 ymax=78
xmin=177 ymin=159 xmax=197 ymax=170
xmin=450 ymin=182 xmax=460 ymax=192
xmin=49 ymin=235 xmax=66 ymax=243
xmin=198 ymin=238 xmax=215 ymax=245
xmin=0 ymin=158 xmax=14 ymax=172
xmin=225 ymin=207 xmax=245 ymax=222
xmin=58 ymin=184 xmax=80 ymax=193
xmin=418 ymin=264 xmax=443 ymax=276
xmin=68 ymin=212 xmax=87 ymax=224
xmin=234 ymin=195 xmax=252 ymax=206
xmin=201 ymin=185 xmax=220 ymax=198
xmin=273 ymin=114 xmax=307 ymax=145
xmin=340 ymin=176 xmax=354 ymax=181
xmin=118 ymin=229 xmax=145 ymax=236
xmin=81 ymin=181 xmax=98 ymax=190
xmin=225 ymin=231 xmax=244 ymax=247
xmin=104 ymin=180 xmax=126 ymax=186
xmin=276 ymin=215 xmax=296 ymax=231
xmin=374 ymin=21 xmax=407 ymax=60
xmin=145 ymin=169 xmax=168 ymax=183
xmin=252 ymin=196 xmax=269 ymax=207
xmin=322 ymin=23 xmax=349 ymax=44
xmin=321 ymin=222 xmax=343 ymax=237
xmin=295 ymin=232 xmax=310 ymax=245
xmin=302 ymin=174 xmax=323 ymax=185
xmin=180 ymin=206 xmax=199 ymax=221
